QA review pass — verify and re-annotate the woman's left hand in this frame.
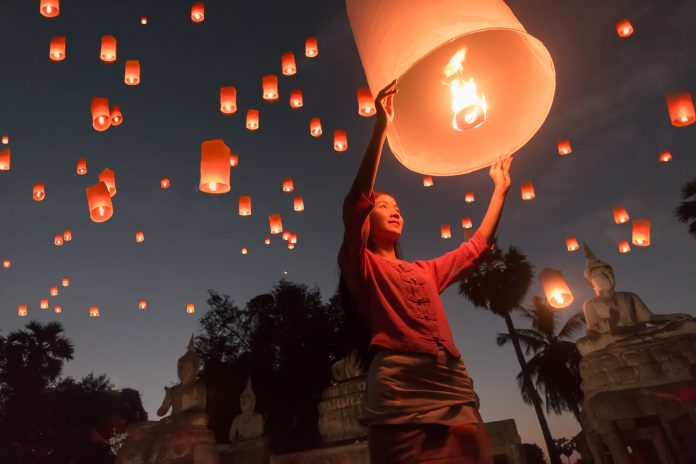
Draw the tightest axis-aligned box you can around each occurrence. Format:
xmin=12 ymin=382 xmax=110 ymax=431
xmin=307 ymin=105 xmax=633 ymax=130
xmin=489 ymin=156 xmax=512 ymax=193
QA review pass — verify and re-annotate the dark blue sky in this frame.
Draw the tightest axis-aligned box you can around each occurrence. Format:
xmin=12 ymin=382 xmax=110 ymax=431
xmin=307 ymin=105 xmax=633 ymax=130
xmin=1 ymin=0 xmax=695 ymax=452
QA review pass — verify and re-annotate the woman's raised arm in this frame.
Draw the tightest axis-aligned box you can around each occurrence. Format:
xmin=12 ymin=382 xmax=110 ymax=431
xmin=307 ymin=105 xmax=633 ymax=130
xmin=477 ymin=157 xmax=513 ymax=245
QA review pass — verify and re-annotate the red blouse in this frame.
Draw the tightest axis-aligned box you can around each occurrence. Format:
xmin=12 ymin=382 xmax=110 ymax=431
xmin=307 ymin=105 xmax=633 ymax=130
xmin=339 ymin=189 xmax=491 ymax=358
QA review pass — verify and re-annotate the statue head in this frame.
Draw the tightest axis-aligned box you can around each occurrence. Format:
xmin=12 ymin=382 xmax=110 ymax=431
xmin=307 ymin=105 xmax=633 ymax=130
xmin=240 ymin=376 xmax=256 ymax=412
xmin=177 ymin=336 xmax=199 ymax=384
xmin=583 ymin=243 xmax=615 ymax=295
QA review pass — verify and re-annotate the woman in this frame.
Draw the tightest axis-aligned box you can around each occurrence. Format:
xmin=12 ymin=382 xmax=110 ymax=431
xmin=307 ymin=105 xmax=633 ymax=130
xmin=338 ymin=81 xmax=512 ymax=464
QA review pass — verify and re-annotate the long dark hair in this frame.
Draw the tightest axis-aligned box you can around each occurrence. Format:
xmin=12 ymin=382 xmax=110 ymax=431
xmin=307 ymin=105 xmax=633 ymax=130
xmin=338 ymin=190 xmax=402 ymax=371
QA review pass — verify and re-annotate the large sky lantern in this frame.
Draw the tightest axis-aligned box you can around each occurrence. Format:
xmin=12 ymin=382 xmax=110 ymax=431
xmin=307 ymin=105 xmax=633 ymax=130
xmin=246 ymin=109 xmax=260 ymax=131
xmin=282 ymin=178 xmax=294 ymax=193
xmin=346 ymin=0 xmax=555 ymax=176
xmin=612 ymin=206 xmax=630 ymax=224
xmin=238 ymin=196 xmax=252 ymax=216
xmin=289 ymin=89 xmax=304 ymax=109
xmin=539 ymin=268 xmax=573 ymax=309
xmin=86 ymin=181 xmax=114 ymax=223
xmin=310 ymin=118 xmax=322 ymax=137
xmin=110 ymin=106 xmax=123 ymax=126
xmin=565 ymin=237 xmax=579 ymax=252
xmin=269 ymin=214 xmax=283 ymax=234
xmin=305 ymin=37 xmax=318 ymax=57
xmin=100 ymin=35 xmax=117 ymax=62
xmin=618 ymin=241 xmax=631 ymax=254
xmin=124 ymin=60 xmax=141 ymax=85
xmin=615 ymin=19 xmax=634 ymax=38
xmin=441 ymin=224 xmax=452 ymax=239
xmin=658 ymin=151 xmax=672 ymax=163
xmin=0 ymin=148 xmax=10 ymax=171
xmin=98 ymin=168 xmax=117 ymax=197
xmin=282 ymin=52 xmax=297 ymax=76
xmin=557 ymin=139 xmax=572 ymax=155
xmin=293 ymin=196 xmax=305 ymax=212
xmin=199 ymin=139 xmax=231 ymax=193
xmin=76 ymin=158 xmax=87 ymax=175
xmin=49 ymin=36 xmax=66 ymax=61
xmin=333 ymin=130 xmax=348 ymax=151
xmin=54 ymin=235 xmax=64 ymax=247
xmin=262 ymin=75 xmax=279 ymax=102
xmin=40 ymin=0 xmax=60 ymax=18
xmin=357 ymin=88 xmax=376 ymax=117
xmin=665 ymin=92 xmax=695 ymax=127
xmin=423 ymin=176 xmax=434 ymax=187
xmin=191 ymin=3 xmax=205 ymax=23
xmin=89 ymin=307 xmax=100 ymax=317
xmin=18 ymin=305 xmax=27 ymax=317
xmin=220 ymin=86 xmax=237 ymax=115
xmin=91 ymin=97 xmax=111 ymax=131
xmin=520 ymin=181 xmax=535 ymax=200
xmin=632 ymin=219 xmax=651 ymax=246
xmin=461 ymin=217 xmax=473 ymax=229
xmin=33 ymin=183 xmax=46 ymax=201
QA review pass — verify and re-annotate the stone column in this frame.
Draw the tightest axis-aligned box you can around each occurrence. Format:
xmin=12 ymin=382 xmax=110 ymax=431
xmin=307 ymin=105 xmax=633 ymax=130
xmin=602 ymin=424 xmax=631 ymax=464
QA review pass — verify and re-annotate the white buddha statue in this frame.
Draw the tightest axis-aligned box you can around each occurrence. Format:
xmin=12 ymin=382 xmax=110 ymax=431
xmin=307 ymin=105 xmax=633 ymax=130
xmin=229 ymin=376 xmax=264 ymax=442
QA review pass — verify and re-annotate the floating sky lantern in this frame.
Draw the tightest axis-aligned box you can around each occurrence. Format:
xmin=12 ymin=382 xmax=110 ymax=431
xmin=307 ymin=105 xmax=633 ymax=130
xmin=161 ymin=177 xmax=170 ymax=189
xmin=282 ymin=230 xmax=291 ymax=241
xmin=99 ymin=168 xmax=117 ymax=197
xmin=305 ymin=37 xmax=318 ymax=57
xmin=89 ymin=306 xmax=100 ymax=317
xmin=220 ymin=86 xmax=237 ymax=115
xmin=229 ymin=154 xmax=238 ymax=167
xmin=63 ymin=229 xmax=72 ymax=241
xmin=461 ymin=217 xmax=473 ymax=229
xmin=288 ymin=243 xmax=295 ymax=250
xmin=346 ymin=0 xmax=555 ymax=175
xmin=565 ymin=237 xmax=579 ymax=252
xmin=520 ymin=181 xmax=535 ymax=200
xmin=262 ymin=75 xmax=279 ymax=102
xmin=33 ymin=183 xmax=45 ymax=201
xmin=246 ymin=109 xmax=260 ymax=131
xmin=50 ymin=286 xmax=59 ymax=297
xmin=465 ymin=192 xmax=475 ymax=203
xmin=140 ymin=16 xmax=148 ymax=25
xmin=557 ymin=139 xmax=572 ymax=155
xmin=282 ymin=52 xmax=297 ymax=75
xmin=441 ymin=224 xmax=452 ymax=239
xmin=100 ymin=35 xmax=117 ymax=62
xmin=54 ymin=235 xmax=63 ymax=247
xmin=186 ymin=303 xmax=195 ymax=314
xmin=40 ymin=0 xmax=59 ymax=18
xmin=138 ymin=300 xmax=147 ymax=310
xmin=54 ymin=306 xmax=62 ymax=314
xmin=110 ymin=106 xmax=123 ymax=126
xmin=269 ymin=214 xmax=283 ymax=234
xmin=86 ymin=181 xmax=113 ymax=223
xmin=612 ymin=206 xmax=629 ymax=224
xmin=618 ymin=241 xmax=631 ymax=253
xmin=199 ymin=140 xmax=231 ymax=193
xmin=18 ymin=305 xmax=27 ymax=317
xmin=62 ymin=277 xmax=70 ymax=287
xmin=615 ymin=19 xmax=634 ymax=38
xmin=124 ymin=60 xmax=141 ymax=85
xmin=539 ymin=268 xmax=573 ymax=309
xmin=632 ymin=219 xmax=650 ymax=246
xmin=290 ymin=89 xmax=303 ymax=108
xmin=357 ymin=88 xmax=376 ymax=117
xmin=423 ymin=176 xmax=434 ymax=187
xmin=289 ymin=233 xmax=298 ymax=244
xmin=658 ymin=151 xmax=672 ymax=163
xmin=310 ymin=118 xmax=322 ymax=137
xmin=1 ymin=136 xmax=7 ymax=144
xmin=49 ymin=36 xmax=66 ymax=61
xmin=191 ymin=3 xmax=205 ymax=22
xmin=239 ymin=196 xmax=252 ymax=216
xmin=41 ymin=299 xmax=49 ymax=309
xmin=135 ymin=231 xmax=145 ymax=243
xmin=334 ymin=130 xmax=348 ymax=151
xmin=76 ymin=158 xmax=87 ymax=175
xmin=241 ymin=247 xmax=248 ymax=255
xmin=294 ymin=197 xmax=305 ymax=212
xmin=91 ymin=97 xmax=111 ymax=131
xmin=264 ymin=237 xmax=271 ymax=245
xmin=0 ymin=148 xmax=9 ymax=171
xmin=282 ymin=178 xmax=294 ymax=193
xmin=2 ymin=260 xmax=10 ymax=269
xmin=666 ymin=92 xmax=695 ymax=127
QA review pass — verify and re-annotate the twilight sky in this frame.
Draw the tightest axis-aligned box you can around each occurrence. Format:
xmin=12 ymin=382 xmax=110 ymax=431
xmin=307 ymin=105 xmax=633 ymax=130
xmin=1 ymin=0 xmax=695 ymax=454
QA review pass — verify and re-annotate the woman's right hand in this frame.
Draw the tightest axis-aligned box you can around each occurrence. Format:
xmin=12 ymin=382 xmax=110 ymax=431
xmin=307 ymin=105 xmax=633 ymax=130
xmin=375 ymin=80 xmax=398 ymax=129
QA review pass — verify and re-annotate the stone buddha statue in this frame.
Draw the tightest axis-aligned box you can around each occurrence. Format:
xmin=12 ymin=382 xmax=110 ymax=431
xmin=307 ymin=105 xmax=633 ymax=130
xmin=229 ymin=376 xmax=264 ymax=442
xmin=577 ymin=244 xmax=692 ymax=355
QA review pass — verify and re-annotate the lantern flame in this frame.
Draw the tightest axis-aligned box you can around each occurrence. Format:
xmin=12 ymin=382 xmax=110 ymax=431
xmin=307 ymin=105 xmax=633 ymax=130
xmin=444 ymin=49 xmax=487 ymax=131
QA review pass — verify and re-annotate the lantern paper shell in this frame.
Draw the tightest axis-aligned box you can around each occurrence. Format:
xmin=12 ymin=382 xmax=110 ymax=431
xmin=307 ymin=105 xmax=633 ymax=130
xmin=282 ymin=178 xmax=294 ymax=193
xmin=76 ymin=158 xmax=87 ymax=175
xmin=230 ymin=154 xmax=238 ymax=167
xmin=161 ymin=178 xmax=170 ymax=189
xmin=441 ymin=225 xmax=452 ymax=239
xmin=50 ymin=36 xmax=66 ymax=61
xmin=465 ymin=192 xmax=475 ymax=203
xmin=461 ymin=217 xmax=473 ymax=229
xmin=557 ymin=139 xmax=572 ymax=155
xmin=282 ymin=52 xmax=297 ymax=75
xmin=220 ymin=86 xmax=237 ymax=114
xmin=199 ymin=139 xmax=231 ymax=193
xmin=294 ymin=197 xmax=305 ymax=212
xmin=246 ymin=109 xmax=260 ymax=131
xmin=89 ymin=307 xmax=100 ymax=317
xmin=91 ymin=97 xmax=111 ymax=131
xmin=334 ymin=130 xmax=348 ymax=151
xmin=239 ymin=196 xmax=252 ymax=216
xmin=41 ymin=299 xmax=49 ymax=309
xmin=191 ymin=3 xmax=205 ymax=22
xmin=305 ymin=37 xmax=318 ymax=57
xmin=658 ymin=151 xmax=672 ymax=163
xmin=2 ymin=260 xmax=10 ymax=268
xmin=33 ymin=183 xmax=46 ymax=201
xmin=269 ymin=214 xmax=283 ymax=234
xmin=40 ymin=0 xmax=60 ymax=18
xmin=665 ymin=93 xmax=695 ymax=127
xmin=54 ymin=306 xmax=62 ymax=314
xmin=612 ymin=206 xmax=629 ymax=224
xmin=0 ymin=148 xmax=10 ymax=171
xmin=62 ymin=277 xmax=70 ymax=287
xmin=615 ymin=19 xmax=634 ymax=38
xmin=618 ymin=241 xmax=631 ymax=254
xmin=99 ymin=168 xmax=117 ymax=197
xmin=186 ymin=303 xmax=195 ymax=314
xmin=310 ymin=118 xmax=322 ymax=137
xmin=423 ymin=176 xmax=434 ymax=187
xmin=520 ymin=181 xmax=535 ymax=200
xmin=539 ymin=268 xmax=573 ymax=309
xmin=18 ymin=305 xmax=27 ymax=317
xmin=135 ymin=231 xmax=145 ymax=243
xmin=125 ymin=60 xmax=141 ymax=85
xmin=100 ymin=35 xmax=117 ymax=62
xmin=63 ymin=229 xmax=72 ymax=241
xmin=357 ymin=88 xmax=376 ymax=117
xmin=50 ymin=287 xmax=59 ymax=296
xmin=262 ymin=75 xmax=279 ymax=102
xmin=110 ymin=106 xmax=123 ymax=126
xmin=290 ymin=89 xmax=304 ymax=108
xmin=138 ymin=300 xmax=147 ymax=310
xmin=565 ymin=237 xmax=579 ymax=252
xmin=54 ymin=235 xmax=63 ymax=246
xmin=346 ymin=0 xmax=555 ymax=176
xmin=632 ymin=219 xmax=650 ymax=246
xmin=241 ymin=247 xmax=248 ymax=255
xmin=86 ymin=181 xmax=114 ymax=223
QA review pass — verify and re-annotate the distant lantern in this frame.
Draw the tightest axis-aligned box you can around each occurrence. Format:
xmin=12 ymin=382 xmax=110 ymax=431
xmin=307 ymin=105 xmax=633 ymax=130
xmin=76 ymin=158 xmax=87 ymax=175
xmin=289 ymin=89 xmax=303 ymax=108
xmin=282 ymin=178 xmax=294 ymax=192
xmin=612 ymin=206 xmax=629 ymax=224
xmin=140 ymin=16 xmax=148 ymax=25
xmin=86 ymin=181 xmax=114 ymax=223
xmin=357 ymin=88 xmax=376 ymax=117
xmin=305 ymin=37 xmax=318 ymax=57
xmin=239 ymin=196 xmax=252 ymax=216
xmin=632 ymin=219 xmax=650 ymax=246
xmin=0 ymin=148 xmax=10 ymax=171
xmin=565 ymin=237 xmax=579 ymax=252
xmin=98 ymin=168 xmax=117 ymax=197
xmin=110 ymin=106 xmax=123 ymax=126
xmin=138 ymin=300 xmax=147 ymax=310
xmin=186 ymin=303 xmax=195 ymax=314
xmin=199 ymin=139 xmax=231 ymax=193
xmin=91 ymin=97 xmax=111 ymax=131
xmin=50 ymin=286 xmax=59 ymax=296
xmin=2 ymin=260 xmax=10 ymax=268
xmin=557 ymin=139 xmax=572 ymax=155
xmin=269 ymin=214 xmax=283 ymax=234
xmin=18 ymin=305 xmax=28 ymax=317
xmin=49 ymin=36 xmax=66 ymax=61
xmin=520 ymin=181 xmax=535 ymax=200
xmin=246 ymin=109 xmax=260 ymax=131
xmin=220 ymin=86 xmax=237 ymax=115
xmin=294 ymin=197 xmax=305 ymax=212
xmin=1 ymin=135 xmax=8 ymax=144
xmin=33 ymin=183 xmax=45 ymax=201
xmin=423 ymin=176 xmax=434 ymax=187
xmin=282 ymin=52 xmax=297 ymax=75
xmin=310 ymin=118 xmax=322 ymax=137
xmin=89 ymin=306 xmax=100 ymax=317
xmin=230 ymin=154 xmax=238 ymax=167
xmin=539 ymin=268 xmax=573 ymax=309
xmin=160 ymin=177 xmax=170 ymax=189
xmin=124 ymin=60 xmax=141 ymax=85
xmin=461 ymin=217 xmax=473 ymax=229
xmin=665 ymin=92 xmax=695 ymax=127
xmin=615 ymin=19 xmax=634 ymax=38
xmin=288 ymin=243 xmax=296 ymax=250
xmin=618 ymin=241 xmax=631 ymax=253
xmin=191 ymin=2 xmax=205 ymax=22
xmin=264 ymin=237 xmax=271 ymax=245
xmin=441 ymin=224 xmax=452 ymax=239
xmin=464 ymin=192 xmax=475 ymax=203
xmin=334 ymin=130 xmax=348 ymax=151
xmin=41 ymin=299 xmax=49 ymax=309
xmin=54 ymin=235 xmax=64 ymax=246
xmin=54 ymin=306 xmax=62 ymax=314
xmin=63 ymin=229 xmax=72 ymax=241
xmin=135 ymin=231 xmax=145 ymax=243
xmin=100 ymin=35 xmax=117 ymax=62
xmin=282 ymin=230 xmax=291 ymax=241
xmin=658 ymin=151 xmax=672 ymax=163
xmin=40 ymin=0 xmax=60 ymax=18
xmin=262 ymin=75 xmax=279 ymax=102
xmin=241 ymin=247 xmax=248 ymax=255
xmin=61 ymin=277 xmax=70 ymax=287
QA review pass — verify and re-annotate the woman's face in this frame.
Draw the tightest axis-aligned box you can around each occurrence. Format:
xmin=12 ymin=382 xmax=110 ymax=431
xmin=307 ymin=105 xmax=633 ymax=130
xmin=369 ymin=194 xmax=403 ymax=243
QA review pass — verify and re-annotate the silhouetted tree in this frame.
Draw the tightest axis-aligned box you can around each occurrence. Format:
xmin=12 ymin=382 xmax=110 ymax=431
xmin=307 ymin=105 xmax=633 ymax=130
xmin=523 ymin=443 xmax=547 ymax=464
xmin=676 ymin=177 xmax=696 ymax=239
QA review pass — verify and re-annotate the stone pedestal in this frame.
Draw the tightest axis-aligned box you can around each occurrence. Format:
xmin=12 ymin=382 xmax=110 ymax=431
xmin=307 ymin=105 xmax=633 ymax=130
xmin=317 ymin=374 xmax=367 ymax=443
xmin=217 ymin=437 xmax=270 ymax=464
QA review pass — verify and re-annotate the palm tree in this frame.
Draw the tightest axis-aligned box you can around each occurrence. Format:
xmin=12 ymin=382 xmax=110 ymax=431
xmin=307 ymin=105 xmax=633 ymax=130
xmin=458 ymin=245 xmax=562 ymax=464
xmin=497 ymin=296 xmax=584 ymax=421
xmin=675 ymin=177 xmax=696 ymax=239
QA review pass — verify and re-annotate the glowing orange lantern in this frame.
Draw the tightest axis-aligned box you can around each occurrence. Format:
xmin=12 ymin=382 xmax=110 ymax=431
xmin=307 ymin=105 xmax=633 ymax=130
xmin=199 ymin=139 xmax=231 ymax=193
xmin=658 ymin=151 xmax=672 ymax=163
xmin=615 ymin=19 xmax=634 ymax=38
xmin=50 ymin=286 xmax=59 ymax=296
xmin=76 ymin=158 xmax=87 ymax=175
xmin=465 ymin=192 xmax=475 ymax=203
xmin=557 ymin=139 xmax=572 ymax=155
xmin=282 ymin=178 xmax=294 ymax=192
xmin=461 ymin=217 xmax=473 ymax=229
xmin=61 ymin=277 xmax=70 ymax=287
xmin=230 ymin=154 xmax=238 ymax=167
xmin=305 ymin=37 xmax=318 ymax=57
xmin=91 ymin=97 xmax=111 ymax=131
xmin=269 ymin=214 xmax=283 ymax=234
xmin=612 ymin=206 xmax=629 ymax=224
xmin=86 ymin=181 xmax=114 ymax=223
xmin=135 ymin=231 xmax=145 ymax=243
xmin=241 ymin=247 xmax=248 ymax=255
xmin=110 ymin=106 xmax=123 ymax=126
xmin=1 ymin=135 xmax=8 ymax=144
xmin=161 ymin=178 xmax=170 ymax=189
xmin=186 ymin=303 xmax=195 ymax=314
xmin=41 ymin=299 xmax=49 ymax=309
xmin=282 ymin=231 xmax=291 ymax=241
xmin=262 ymin=75 xmax=279 ymax=102
xmin=423 ymin=176 xmax=434 ymax=187
xmin=33 ymin=183 xmax=45 ymax=201
xmin=140 ymin=17 xmax=148 ymax=25
xmin=18 ymin=305 xmax=27 ymax=317
xmin=246 ymin=109 xmax=260 ymax=131
xmin=520 ymin=181 xmax=535 ymax=200
xmin=49 ymin=36 xmax=66 ymax=61
xmin=288 ymin=243 xmax=295 ymax=250
xmin=2 ymin=260 xmax=10 ymax=268
xmin=63 ymin=229 xmax=72 ymax=241
xmin=125 ymin=60 xmax=141 ymax=85
xmin=282 ymin=52 xmax=297 ymax=76
xmin=310 ymin=118 xmax=322 ymax=137
xmin=666 ymin=92 xmax=695 ymax=127
xmin=0 ymin=148 xmax=10 ymax=171
xmin=294 ymin=197 xmax=305 ymax=212
xmin=54 ymin=306 xmax=62 ymax=314
xmin=334 ymin=130 xmax=348 ymax=152
xmin=90 ymin=306 xmax=100 ymax=317
xmin=100 ymin=35 xmax=117 ymax=62
xmin=138 ymin=300 xmax=147 ymax=310
xmin=264 ymin=237 xmax=271 ymax=245
xmin=99 ymin=168 xmax=117 ymax=197
xmin=357 ymin=88 xmax=376 ymax=117
xmin=565 ymin=237 xmax=579 ymax=252
xmin=239 ymin=196 xmax=252 ymax=216
xmin=539 ymin=268 xmax=573 ymax=309
xmin=289 ymin=233 xmax=298 ymax=244
xmin=220 ymin=86 xmax=237 ymax=115
xmin=54 ymin=235 xmax=64 ymax=247
xmin=618 ymin=241 xmax=631 ymax=254
xmin=441 ymin=224 xmax=452 ymax=239
xmin=40 ymin=0 xmax=59 ymax=18
xmin=290 ymin=89 xmax=304 ymax=108
xmin=191 ymin=3 xmax=205 ymax=22
xmin=632 ymin=219 xmax=650 ymax=246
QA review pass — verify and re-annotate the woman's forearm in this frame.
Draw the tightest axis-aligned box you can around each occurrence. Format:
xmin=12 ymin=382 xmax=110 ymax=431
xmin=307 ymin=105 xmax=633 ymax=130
xmin=477 ymin=188 xmax=508 ymax=245
xmin=350 ymin=122 xmax=387 ymax=196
